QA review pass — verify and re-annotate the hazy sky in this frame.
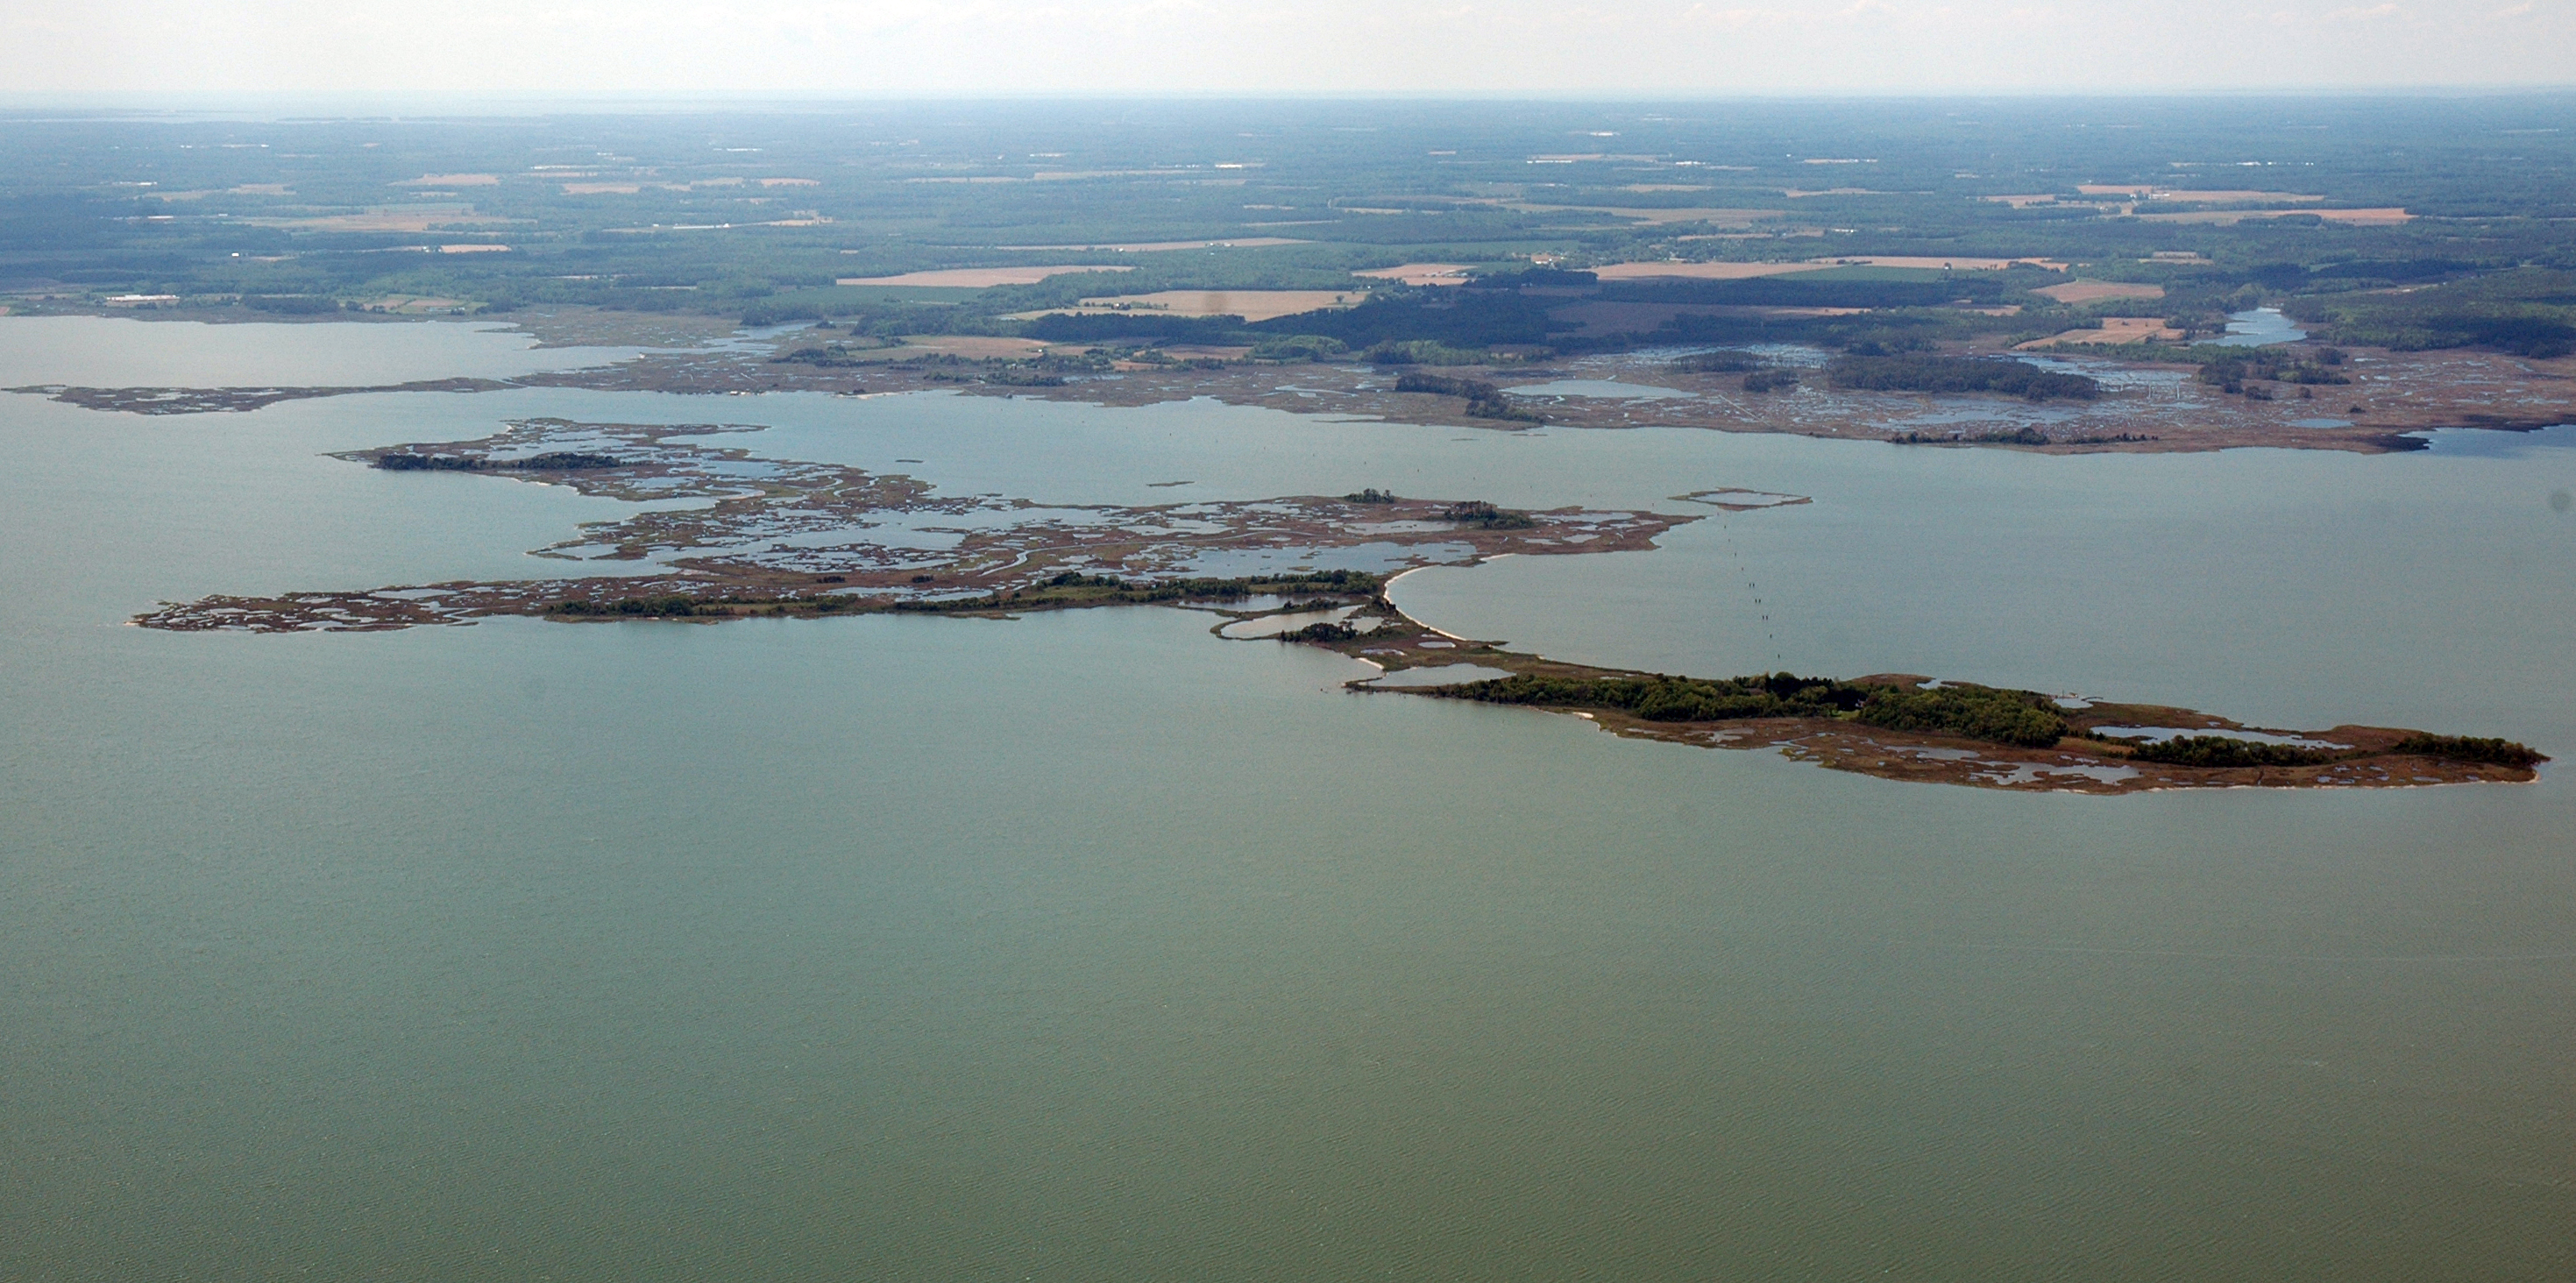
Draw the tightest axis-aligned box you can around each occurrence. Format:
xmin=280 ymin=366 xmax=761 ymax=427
xmin=7 ymin=1 xmax=2571 ymax=97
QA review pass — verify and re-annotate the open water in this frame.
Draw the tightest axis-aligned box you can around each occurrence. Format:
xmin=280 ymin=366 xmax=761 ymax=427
xmin=4 ymin=319 xmax=2572 ymax=1280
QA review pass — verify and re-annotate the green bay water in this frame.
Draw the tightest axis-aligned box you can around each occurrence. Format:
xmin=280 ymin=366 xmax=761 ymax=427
xmin=4 ymin=320 xmax=2574 ymax=1280
xmin=0 ymin=315 xmax=643 ymax=388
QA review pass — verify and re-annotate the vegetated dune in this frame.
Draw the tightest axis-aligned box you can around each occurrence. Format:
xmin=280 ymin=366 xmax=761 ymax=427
xmin=837 ymin=266 xmax=1136 ymax=287
xmin=2130 ymin=189 xmax=2326 ymax=202
xmin=882 ymin=336 xmax=1058 ymax=359
xmin=1510 ymin=204 xmax=1782 ymax=226
xmin=245 ymin=207 xmax=519 ymax=233
xmin=1038 ymin=290 xmax=1361 ymax=323
xmin=1808 ymin=255 xmax=2070 ymax=271
xmin=987 ymin=237 xmax=1310 ymax=252
xmin=567 ymin=178 xmax=805 ymax=196
xmin=1355 ymin=263 xmax=1474 ymax=286
xmin=2140 ymin=208 xmax=2412 ymax=225
xmin=1592 ymin=261 xmax=1835 ymax=281
xmin=1602 ymin=254 xmax=2066 ymax=276
xmin=2308 ymin=208 xmax=2417 ymax=224
xmin=354 ymin=295 xmax=470 ymax=314
xmin=2034 ymin=280 xmax=2168 ymax=304
xmin=2019 ymin=316 xmax=2189 ymax=348
xmin=1548 ymin=301 xmax=1870 ymax=338
xmin=2078 ymin=185 xmax=2327 ymax=201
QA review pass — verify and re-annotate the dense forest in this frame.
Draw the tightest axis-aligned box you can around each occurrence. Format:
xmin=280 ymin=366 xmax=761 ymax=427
xmin=1437 ymin=672 xmax=2548 ymax=766
xmin=377 ymin=450 xmax=623 ymax=471
xmin=2123 ymin=735 xmax=2341 ymax=769
xmin=1824 ymin=355 xmax=2100 ymax=400
xmin=2119 ymin=731 xmax=2545 ymax=769
xmin=549 ymin=570 xmax=1386 ymax=620
xmin=2281 ymin=269 xmax=2576 ymax=358
xmin=1393 ymin=372 xmax=1540 ymax=421
xmin=2194 ymin=348 xmax=2351 ymax=393
xmin=1438 ymin=672 xmax=2069 ymax=748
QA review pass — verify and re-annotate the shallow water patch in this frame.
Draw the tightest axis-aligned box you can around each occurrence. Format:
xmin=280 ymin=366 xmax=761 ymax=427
xmin=2095 ymin=726 xmax=2351 ymax=750
xmin=1363 ymin=663 xmax=1517 ymax=688
xmin=1219 ymin=607 xmax=1361 ymax=639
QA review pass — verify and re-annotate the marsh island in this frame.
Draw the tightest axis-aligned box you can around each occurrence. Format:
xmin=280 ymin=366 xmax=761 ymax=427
xmin=131 ymin=415 xmax=2544 ymax=794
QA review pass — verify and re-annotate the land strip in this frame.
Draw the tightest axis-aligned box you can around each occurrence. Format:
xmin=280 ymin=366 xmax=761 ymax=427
xmin=1281 ymin=604 xmax=2544 ymax=793
xmin=124 ymin=412 xmax=2544 ymax=792
xmin=132 ymin=415 xmax=1686 ymax=632
xmin=32 ymin=338 xmax=2570 ymax=451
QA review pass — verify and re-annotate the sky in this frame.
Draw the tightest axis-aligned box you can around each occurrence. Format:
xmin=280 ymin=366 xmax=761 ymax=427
xmin=4 ymin=1 xmax=2571 ymax=97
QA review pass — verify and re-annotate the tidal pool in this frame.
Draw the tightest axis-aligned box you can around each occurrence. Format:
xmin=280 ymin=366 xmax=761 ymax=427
xmin=1217 ymin=606 xmax=1359 ymax=639
xmin=2211 ymin=307 xmax=2308 ymax=347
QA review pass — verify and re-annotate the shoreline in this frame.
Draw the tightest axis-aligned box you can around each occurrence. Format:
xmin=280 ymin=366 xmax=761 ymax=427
xmin=129 ymin=414 xmax=1697 ymax=633
xmin=136 ymin=531 xmax=2548 ymax=794
xmin=105 ymin=386 xmax=2549 ymax=795
xmin=9 ymin=306 xmax=2570 ymax=457
xmin=1251 ymin=597 xmax=2545 ymax=795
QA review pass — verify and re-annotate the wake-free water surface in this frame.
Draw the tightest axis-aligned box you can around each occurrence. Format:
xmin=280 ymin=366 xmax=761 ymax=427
xmin=0 ymin=315 xmax=642 ymax=387
xmin=4 ymin=319 xmax=2572 ymax=1281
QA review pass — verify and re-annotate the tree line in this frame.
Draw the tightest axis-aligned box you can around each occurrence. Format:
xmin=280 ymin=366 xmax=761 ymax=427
xmin=378 ymin=450 xmax=623 ymax=471
xmin=1394 ymin=372 xmax=1541 ymax=422
xmin=1436 ymin=672 xmax=2070 ymax=748
xmin=1825 ymin=355 xmax=2100 ymax=401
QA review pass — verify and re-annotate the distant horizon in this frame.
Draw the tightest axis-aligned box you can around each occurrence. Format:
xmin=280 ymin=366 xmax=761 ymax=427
xmin=4 ymin=86 xmax=2575 ymax=120
xmin=11 ymin=2 xmax=2574 ymax=99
